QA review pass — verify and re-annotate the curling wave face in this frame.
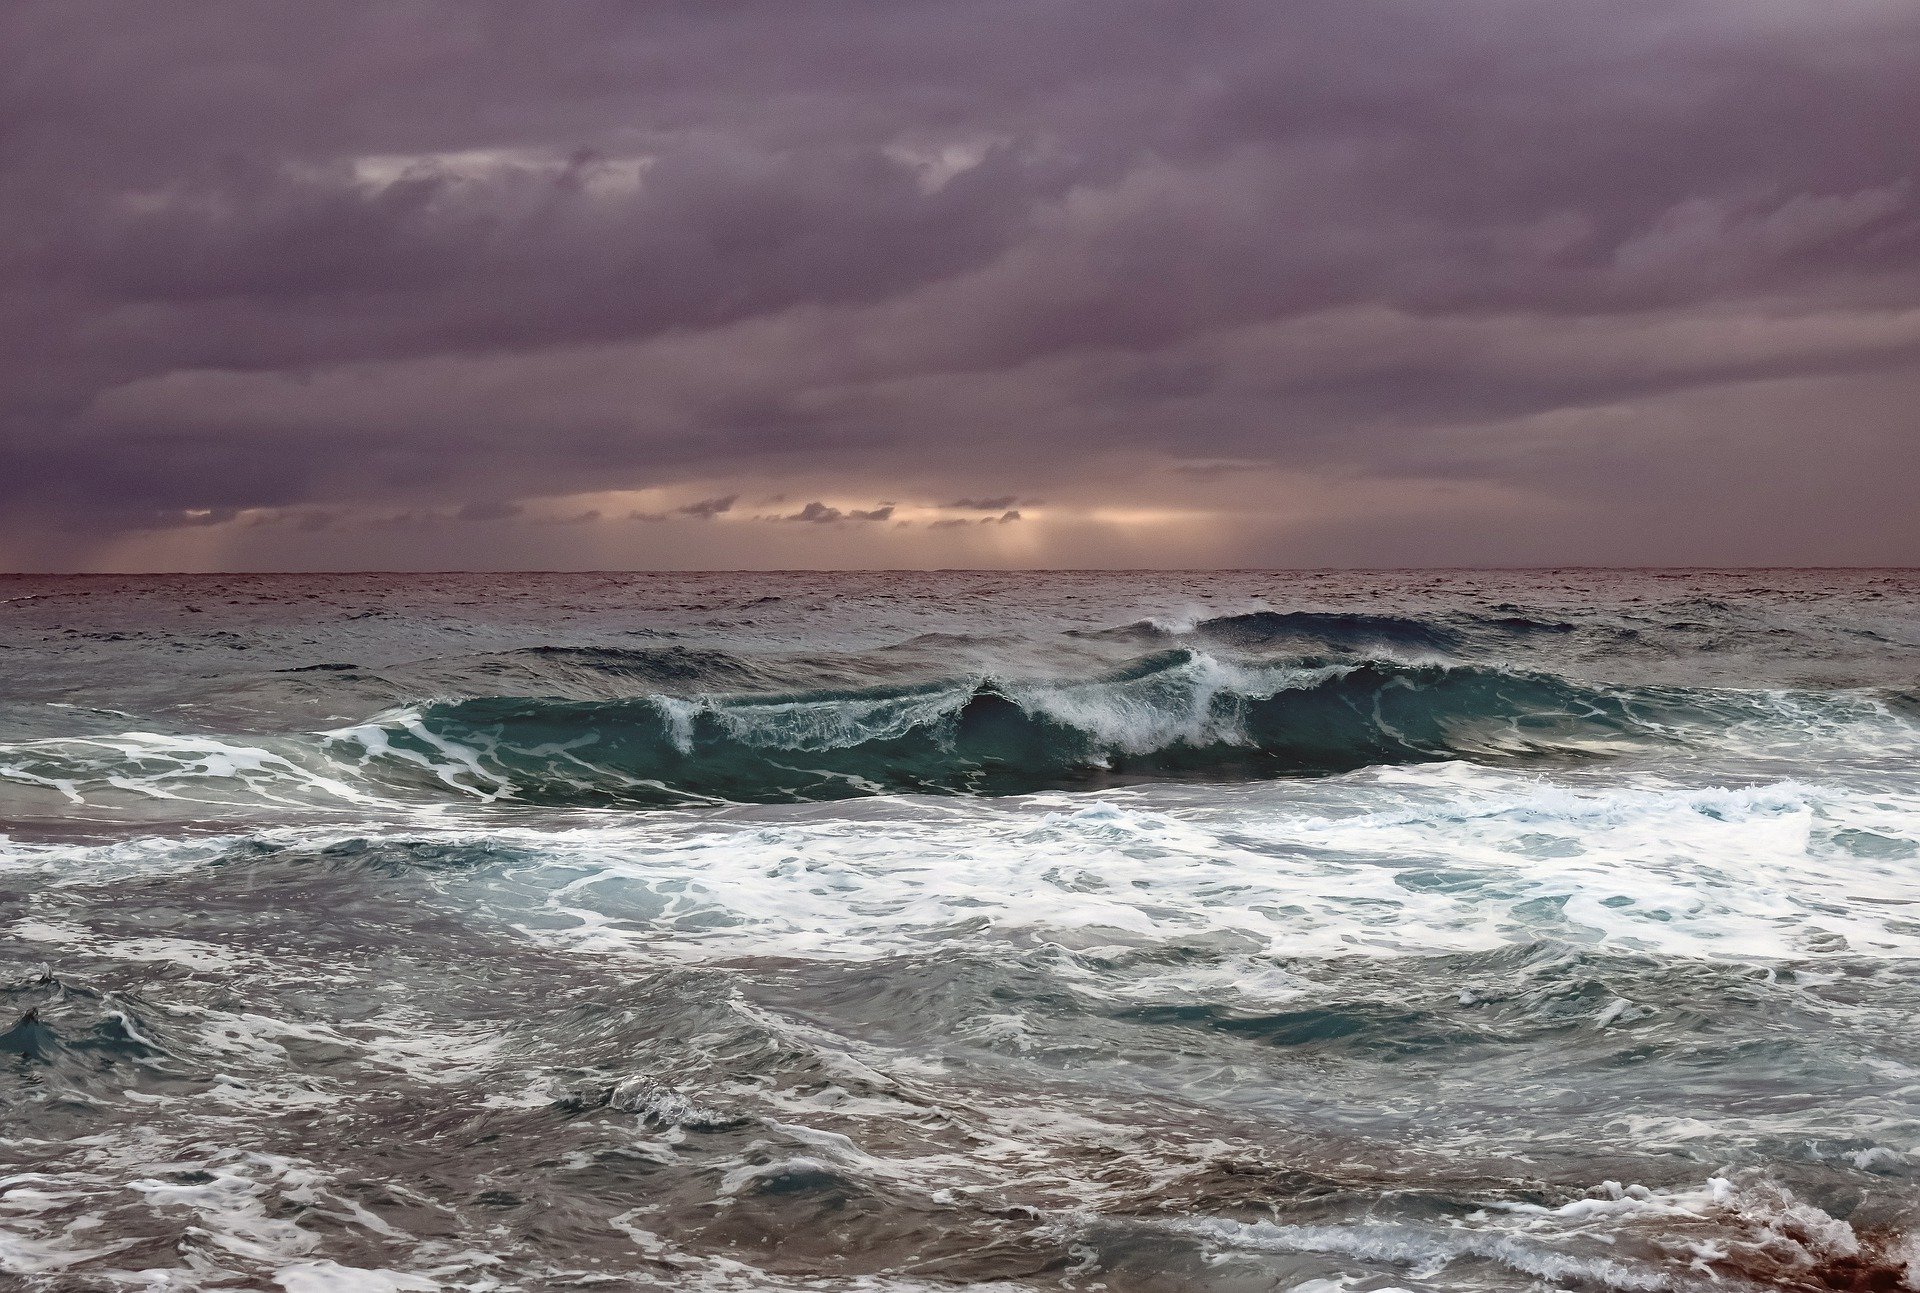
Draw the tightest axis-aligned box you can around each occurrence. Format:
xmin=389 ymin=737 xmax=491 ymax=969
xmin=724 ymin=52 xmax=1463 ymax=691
xmin=331 ymin=652 xmax=1664 ymax=806
xmin=6 ymin=646 xmax=1916 ymax=815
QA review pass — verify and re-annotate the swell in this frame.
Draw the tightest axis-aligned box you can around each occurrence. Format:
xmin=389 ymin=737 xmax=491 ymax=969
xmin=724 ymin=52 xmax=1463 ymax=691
xmin=328 ymin=650 xmax=1664 ymax=806
xmin=8 ymin=647 xmax=1912 ymax=813
xmin=1078 ymin=608 xmax=1578 ymax=653
xmin=272 ymin=644 xmax=781 ymax=699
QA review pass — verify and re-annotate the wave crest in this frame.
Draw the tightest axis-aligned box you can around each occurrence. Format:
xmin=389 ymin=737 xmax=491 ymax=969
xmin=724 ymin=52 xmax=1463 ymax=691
xmin=326 ymin=650 xmax=1654 ymax=806
xmin=10 ymin=647 xmax=1908 ymax=813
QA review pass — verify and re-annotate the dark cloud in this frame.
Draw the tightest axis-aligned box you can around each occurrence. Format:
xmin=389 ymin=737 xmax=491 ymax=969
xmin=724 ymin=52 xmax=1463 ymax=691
xmin=2 ymin=0 xmax=1917 ymax=567
xmin=923 ymin=510 xmax=1021 ymax=529
xmin=938 ymin=496 xmax=1020 ymax=511
xmin=782 ymin=502 xmax=846 ymax=524
xmin=678 ymin=495 xmax=737 ymax=520
xmin=630 ymin=494 xmax=739 ymax=522
xmin=775 ymin=501 xmax=895 ymax=524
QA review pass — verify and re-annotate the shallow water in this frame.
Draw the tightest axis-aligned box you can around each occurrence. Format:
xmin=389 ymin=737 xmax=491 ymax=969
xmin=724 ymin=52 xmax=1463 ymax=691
xmin=3 ymin=570 xmax=1918 ymax=1291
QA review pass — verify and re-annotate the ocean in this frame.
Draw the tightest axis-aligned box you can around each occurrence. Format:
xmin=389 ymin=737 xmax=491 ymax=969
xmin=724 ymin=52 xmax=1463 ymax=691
xmin=2 ymin=570 xmax=1917 ymax=1292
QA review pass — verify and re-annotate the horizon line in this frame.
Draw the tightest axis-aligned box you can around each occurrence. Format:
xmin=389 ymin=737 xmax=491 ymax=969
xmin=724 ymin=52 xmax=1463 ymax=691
xmin=5 ymin=565 xmax=1918 ymax=577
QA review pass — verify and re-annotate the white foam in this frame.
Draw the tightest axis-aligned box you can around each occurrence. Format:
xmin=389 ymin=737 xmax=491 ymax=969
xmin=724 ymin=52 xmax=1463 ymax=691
xmin=274 ymin=1262 xmax=439 ymax=1293
xmin=1176 ymin=1175 xmax=1919 ymax=1292
xmin=0 ymin=731 xmax=374 ymax=808
xmin=7 ymin=918 xmax=255 ymax=972
xmin=1173 ymin=1214 xmax=1674 ymax=1290
xmin=11 ymin=762 xmax=1920 ymax=968
xmin=0 ymin=1226 xmax=136 ymax=1276
xmin=456 ymin=766 xmax=1920 ymax=966
xmin=1 ymin=1138 xmax=449 ymax=1291
xmin=684 ymin=684 xmax=977 ymax=753
xmin=608 ymin=1076 xmax=728 ymax=1127
xmin=603 ymin=1213 xmax=1036 ymax=1291
xmin=0 ymin=831 xmax=246 ymax=882
xmin=1001 ymin=653 xmax=1343 ymax=754
xmin=324 ymin=710 xmax=505 ymax=800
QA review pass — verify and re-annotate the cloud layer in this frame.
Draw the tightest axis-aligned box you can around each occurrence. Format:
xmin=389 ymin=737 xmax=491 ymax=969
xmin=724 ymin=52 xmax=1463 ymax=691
xmin=4 ymin=0 xmax=1918 ymax=568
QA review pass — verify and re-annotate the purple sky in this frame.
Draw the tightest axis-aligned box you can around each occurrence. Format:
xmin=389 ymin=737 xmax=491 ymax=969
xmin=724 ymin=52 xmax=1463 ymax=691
xmin=5 ymin=0 xmax=1919 ymax=570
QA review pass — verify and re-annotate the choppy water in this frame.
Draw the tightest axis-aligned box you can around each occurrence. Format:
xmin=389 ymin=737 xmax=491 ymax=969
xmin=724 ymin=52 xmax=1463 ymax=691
xmin=3 ymin=570 xmax=1919 ymax=1292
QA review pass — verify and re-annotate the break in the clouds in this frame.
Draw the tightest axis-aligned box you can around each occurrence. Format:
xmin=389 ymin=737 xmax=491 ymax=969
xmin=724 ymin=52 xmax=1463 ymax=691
xmin=3 ymin=0 xmax=1918 ymax=569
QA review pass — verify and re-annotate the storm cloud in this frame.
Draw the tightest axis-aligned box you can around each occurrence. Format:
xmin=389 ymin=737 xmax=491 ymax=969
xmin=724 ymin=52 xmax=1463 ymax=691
xmin=3 ymin=0 xmax=1917 ymax=568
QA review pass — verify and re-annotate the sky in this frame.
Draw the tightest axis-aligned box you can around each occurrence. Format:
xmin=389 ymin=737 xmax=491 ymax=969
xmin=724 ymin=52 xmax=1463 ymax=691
xmin=4 ymin=0 xmax=1919 ymax=571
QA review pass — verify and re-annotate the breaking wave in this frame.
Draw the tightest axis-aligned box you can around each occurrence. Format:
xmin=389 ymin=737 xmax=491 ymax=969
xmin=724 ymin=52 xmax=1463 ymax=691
xmin=4 ymin=644 xmax=1912 ymax=813
xmin=316 ymin=650 xmax=1678 ymax=806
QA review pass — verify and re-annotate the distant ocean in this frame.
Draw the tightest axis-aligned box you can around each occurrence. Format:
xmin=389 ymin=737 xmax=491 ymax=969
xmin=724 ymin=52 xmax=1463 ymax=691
xmin=4 ymin=570 xmax=1918 ymax=1292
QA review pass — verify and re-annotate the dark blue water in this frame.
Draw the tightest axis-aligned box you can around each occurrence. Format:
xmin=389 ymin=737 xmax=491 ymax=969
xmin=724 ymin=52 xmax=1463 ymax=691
xmin=3 ymin=571 xmax=1919 ymax=1291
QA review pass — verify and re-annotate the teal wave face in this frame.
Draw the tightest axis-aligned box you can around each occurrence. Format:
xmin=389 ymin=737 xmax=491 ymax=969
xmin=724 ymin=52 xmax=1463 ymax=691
xmin=4 ymin=644 xmax=1914 ymax=815
xmin=331 ymin=652 xmax=1669 ymax=806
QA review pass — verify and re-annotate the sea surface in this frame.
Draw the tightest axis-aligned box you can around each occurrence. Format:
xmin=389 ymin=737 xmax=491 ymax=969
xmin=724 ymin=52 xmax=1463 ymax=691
xmin=3 ymin=570 xmax=1919 ymax=1293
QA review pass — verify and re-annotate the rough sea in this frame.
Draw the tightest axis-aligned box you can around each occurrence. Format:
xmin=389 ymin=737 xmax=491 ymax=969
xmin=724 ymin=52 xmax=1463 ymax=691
xmin=3 ymin=570 xmax=1918 ymax=1293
